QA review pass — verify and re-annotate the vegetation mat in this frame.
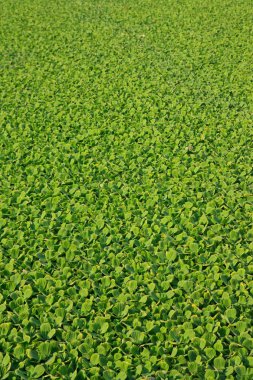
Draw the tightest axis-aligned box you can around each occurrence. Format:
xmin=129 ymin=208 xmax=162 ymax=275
xmin=0 ymin=0 xmax=253 ymax=379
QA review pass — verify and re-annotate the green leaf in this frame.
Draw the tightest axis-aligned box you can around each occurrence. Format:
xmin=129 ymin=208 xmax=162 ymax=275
xmin=225 ymin=308 xmax=237 ymax=322
xmin=131 ymin=330 xmax=145 ymax=344
xmin=188 ymin=361 xmax=198 ymax=374
xmin=184 ymin=201 xmax=193 ymax=209
xmin=214 ymin=340 xmax=223 ymax=352
xmin=14 ymin=345 xmax=25 ymax=359
xmin=37 ymin=342 xmax=52 ymax=360
xmin=188 ymin=350 xmax=197 ymax=362
xmin=214 ymin=356 xmax=226 ymax=370
xmin=40 ymin=322 xmax=51 ymax=338
xmin=116 ymin=371 xmax=127 ymax=380
xmin=235 ymin=365 xmax=246 ymax=377
xmin=139 ymin=295 xmax=148 ymax=303
xmin=103 ymin=370 xmax=115 ymax=380
xmin=112 ymin=303 xmax=129 ymax=317
xmin=205 ymin=347 xmax=216 ymax=359
xmin=23 ymin=285 xmax=33 ymax=299
xmin=96 ymin=217 xmax=105 ymax=230
xmin=166 ymin=248 xmax=177 ymax=262
xmin=199 ymin=214 xmax=208 ymax=225
xmin=205 ymin=369 xmax=216 ymax=379
xmin=90 ymin=353 xmax=100 ymax=365
xmin=126 ymin=280 xmax=138 ymax=292
xmin=27 ymin=349 xmax=39 ymax=361
xmin=31 ymin=365 xmax=45 ymax=379
xmin=0 ymin=323 xmax=11 ymax=336
xmin=229 ymin=230 xmax=239 ymax=241
xmin=48 ymin=328 xmax=56 ymax=339
xmin=146 ymin=320 xmax=154 ymax=331
xmin=100 ymin=322 xmax=109 ymax=334
xmin=2 ymin=353 xmax=10 ymax=367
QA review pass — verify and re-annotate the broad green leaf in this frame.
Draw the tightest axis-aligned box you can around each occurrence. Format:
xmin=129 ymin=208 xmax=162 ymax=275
xmin=225 ymin=308 xmax=237 ymax=322
xmin=205 ymin=347 xmax=216 ymax=359
xmin=90 ymin=353 xmax=100 ymax=365
xmin=214 ymin=356 xmax=226 ymax=370
xmin=23 ymin=285 xmax=33 ymax=299
xmin=31 ymin=365 xmax=45 ymax=379
xmin=0 ymin=323 xmax=11 ymax=336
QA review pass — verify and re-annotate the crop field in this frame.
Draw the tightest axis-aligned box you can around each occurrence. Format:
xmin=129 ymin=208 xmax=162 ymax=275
xmin=0 ymin=0 xmax=253 ymax=379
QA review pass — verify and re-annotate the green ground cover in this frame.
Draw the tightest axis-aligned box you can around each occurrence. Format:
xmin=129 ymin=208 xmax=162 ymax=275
xmin=0 ymin=0 xmax=253 ymax=378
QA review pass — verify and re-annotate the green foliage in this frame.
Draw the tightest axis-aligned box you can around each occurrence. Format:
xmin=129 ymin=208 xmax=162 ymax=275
xmin=0 ymin=0 xmax=252 ymax=378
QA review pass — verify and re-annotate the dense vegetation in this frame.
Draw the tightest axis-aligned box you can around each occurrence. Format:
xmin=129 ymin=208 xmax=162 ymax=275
xmin=0 ymin=0 xmax=252 ymax=379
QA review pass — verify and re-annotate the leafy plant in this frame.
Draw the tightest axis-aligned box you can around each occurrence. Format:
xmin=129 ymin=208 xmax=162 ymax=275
xmin=0 ymin=0 xmax=252 ymax=378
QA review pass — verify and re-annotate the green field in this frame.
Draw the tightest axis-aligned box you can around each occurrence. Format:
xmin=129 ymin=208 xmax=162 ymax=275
xmin=0 ymin=0 xmax=253 ymax=379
